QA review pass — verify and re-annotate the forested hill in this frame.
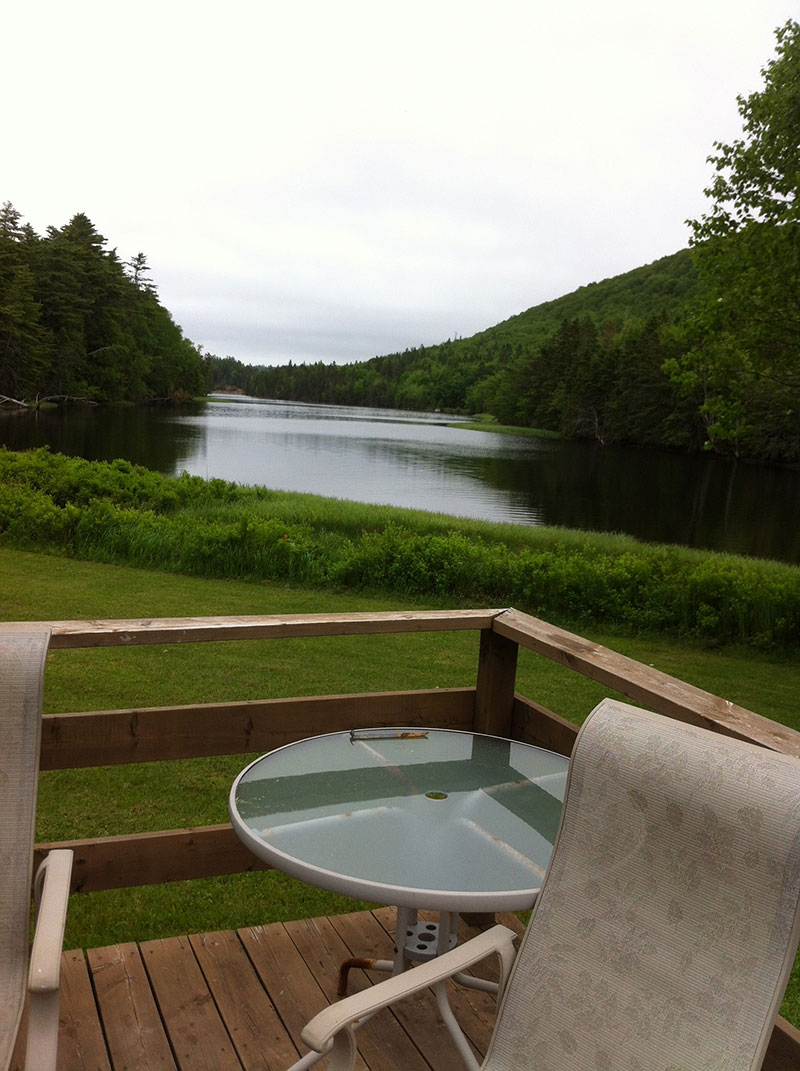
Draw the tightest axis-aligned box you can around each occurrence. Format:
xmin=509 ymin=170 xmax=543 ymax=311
xmin=467 ymin=247 xmax=697 ymax=352
xmin=0 ymin=203 xmax=204 ymax=404
xmin=206 ymin=248 xmax=708 ymax=448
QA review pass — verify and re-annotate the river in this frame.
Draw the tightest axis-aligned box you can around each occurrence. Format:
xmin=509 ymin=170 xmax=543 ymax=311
xmin=2 ymin=395 xmax=799 ymax=564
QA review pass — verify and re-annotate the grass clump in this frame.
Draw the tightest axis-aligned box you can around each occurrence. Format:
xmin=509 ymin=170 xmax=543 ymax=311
xmin=2 ymin=446 xmax=800 ymax=648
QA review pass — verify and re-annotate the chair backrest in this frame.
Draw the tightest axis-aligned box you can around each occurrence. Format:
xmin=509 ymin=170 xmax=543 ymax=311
xmin=486 ymin=698 xmax=800 ymax=1071
xmin=0 ymin=630 xmax=51 ymax=1071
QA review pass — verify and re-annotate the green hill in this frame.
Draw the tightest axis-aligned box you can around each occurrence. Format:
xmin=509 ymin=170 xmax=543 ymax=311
xmin=472 ymin=247 xmax=696 ymax=350
xmin=196 ymin=241 xmax=800 ymax=464
xmin=207 ymin=248 xmax=700 ymax=432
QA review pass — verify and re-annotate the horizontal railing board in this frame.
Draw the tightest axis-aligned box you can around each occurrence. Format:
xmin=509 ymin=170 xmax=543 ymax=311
xmin=4 ymin=609 xmax=501 ymax=649
xmin=494 ymin=609 xmax=800 ymax=758
xmin=511 ymin=694 xmax=578 ymax=758
xmin=40 ymin=688 xmax=476 ymax=769
xmin=34 ymin=824 xmax=268 ymax=894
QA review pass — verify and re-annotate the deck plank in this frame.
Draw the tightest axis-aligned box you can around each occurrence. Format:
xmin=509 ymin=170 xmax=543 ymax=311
xmin=57 ymin=949 xmax=111 ymax=1071
xmin=140 ymin=935 xmax=242 ymax=1071
xmin=240 ymin=922 xmax=369 ymax=1071
xmin=285 ymin=914 xmax=430 ymax=1071
xmin=47 ymin=909 xmax=800 ymax=1071
xmin=88 ymin=943 xmax=176 ymax=1070
xmin=189 ymin=930 xmax=297 ymax=1071
xmin=52 ymin=911 xmax=504 ymax=1071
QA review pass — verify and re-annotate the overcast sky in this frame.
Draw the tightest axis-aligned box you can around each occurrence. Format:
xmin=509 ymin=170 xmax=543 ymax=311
xmin=4 ymin=1 xmax=795 ymax=366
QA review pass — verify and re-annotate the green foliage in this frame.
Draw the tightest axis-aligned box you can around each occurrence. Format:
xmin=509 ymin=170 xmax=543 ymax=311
xmin=0 ymin=204 xmax=204 ymax=403
xmin=666 ymin=20 xmax=800 ymax=460
xmin=3 ymin=448 xmax=800 ymax=650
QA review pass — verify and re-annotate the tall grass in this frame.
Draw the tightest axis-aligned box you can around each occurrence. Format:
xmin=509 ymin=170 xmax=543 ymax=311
xmin=2 ymin=446 xmax=800 ymax=648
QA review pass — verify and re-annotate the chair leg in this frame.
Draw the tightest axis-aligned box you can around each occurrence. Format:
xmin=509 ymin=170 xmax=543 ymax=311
xmin=24 ymin=990 xmax=60 ymax=1071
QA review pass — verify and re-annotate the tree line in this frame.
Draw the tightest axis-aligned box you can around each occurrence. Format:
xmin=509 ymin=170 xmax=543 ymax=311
xmin=204 ymin=251 xmax=708 ymax=450
xmin=0 ymin=205 xmax=204 ymax=404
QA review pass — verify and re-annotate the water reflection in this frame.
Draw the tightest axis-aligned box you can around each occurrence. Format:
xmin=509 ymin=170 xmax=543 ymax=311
xmin=0 ymin=404 xmax=204 ymax=474
xmin=462 ymin=444 xmax=800 ymax=561
xmin=2 ymin=396 xmax=798 ymax=563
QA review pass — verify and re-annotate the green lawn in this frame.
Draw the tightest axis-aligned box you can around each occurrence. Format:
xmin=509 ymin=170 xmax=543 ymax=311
xmin=3 ymin=547 xmax=799 ymax=1024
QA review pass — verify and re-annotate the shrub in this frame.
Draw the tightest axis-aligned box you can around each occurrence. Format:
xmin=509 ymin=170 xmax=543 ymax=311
xmin=2 ymin=448 xmax=799 ymax=649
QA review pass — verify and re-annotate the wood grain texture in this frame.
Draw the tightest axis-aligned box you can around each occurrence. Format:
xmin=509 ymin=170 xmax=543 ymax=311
xmin=473 ymin=629 xmax=518 ymax=738
xmin=87 ymin=943 xmax=176 ymax=1070
xmin=40 ymin=688 xmax=475 ymax=769
xmin=493 ymin=608 xmax=800 ymax=757
xmin=34 ymin=825 xmax=270 ymax=894
xmin=240 ymin=922 xmax=370 ymax=1071
xmin=511 ymin=694 xmax=578 ymax=757
xmin=50 ymin=949 xmax=111 ymax=1071
xmin=140 ymin=936 xmax=242 ymax=1070
xmin=3 ymin=609 xmax=500 ymax=649
xmin=189 ymin=930 xmax=298 ymax=1070
xmin=764 ymin=1017 xmax=800 ymax=1071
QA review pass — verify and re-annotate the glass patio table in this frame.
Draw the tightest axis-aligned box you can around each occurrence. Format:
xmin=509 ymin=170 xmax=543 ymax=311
xmin=231 ymin=725 xmax=567 ymax=937
xmin=230 ymin=726 xmax=569 ymax=1068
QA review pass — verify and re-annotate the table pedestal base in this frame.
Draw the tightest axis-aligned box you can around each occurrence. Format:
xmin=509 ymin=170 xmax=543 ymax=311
xmin=293 ymin=907 xmax=503 ymax=1071
xmin=338 ymin=905 xmax=459 ymax=995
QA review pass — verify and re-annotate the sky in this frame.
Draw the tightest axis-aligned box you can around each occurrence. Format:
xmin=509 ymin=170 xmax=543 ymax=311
xmin=4 ymin=0 xmax=796 ymax=366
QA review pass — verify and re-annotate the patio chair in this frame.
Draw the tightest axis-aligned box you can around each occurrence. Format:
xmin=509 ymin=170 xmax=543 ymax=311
xmin=299 ymin=698 xmax=800 ymax=1071
xmin=1 ymin=631 xmax=73 ymax=1071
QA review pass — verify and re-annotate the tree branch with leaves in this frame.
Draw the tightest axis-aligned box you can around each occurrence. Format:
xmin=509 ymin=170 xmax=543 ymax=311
xmin=665 ymin=19 xmax=800 ymax=461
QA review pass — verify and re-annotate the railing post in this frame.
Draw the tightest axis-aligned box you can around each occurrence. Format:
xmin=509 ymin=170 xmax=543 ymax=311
xmin=474 ymin=627 xmax=519 ymax=738
xmin=466 ymin=627 xmax=520 ymax=930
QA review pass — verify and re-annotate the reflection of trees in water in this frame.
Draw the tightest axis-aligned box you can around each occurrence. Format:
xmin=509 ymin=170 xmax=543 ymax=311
xmin=2 ymin=407 xmax=799 ymax=564
xmin=0 ymin=406 xmax=204 ymax=474
xmin=452 ymin=442 xmax=800 ymax=563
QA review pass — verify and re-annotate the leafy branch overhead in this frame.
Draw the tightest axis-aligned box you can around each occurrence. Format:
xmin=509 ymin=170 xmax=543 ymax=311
xmin=665 ymin=18 xmax=800 ymax=457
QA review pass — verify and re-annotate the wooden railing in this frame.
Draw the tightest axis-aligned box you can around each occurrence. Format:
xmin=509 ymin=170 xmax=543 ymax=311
xmin=17 ymin=605 xmax=800 ymax=891
xmin=7 ymin=607 xmax=800 ymax=1068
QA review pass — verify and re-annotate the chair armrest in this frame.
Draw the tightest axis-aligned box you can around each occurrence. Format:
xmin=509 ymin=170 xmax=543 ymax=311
xmin=28 ymin=849 xmax=73 ymax=994
xmin=302 ymin=923 xmax=517 ymax=1054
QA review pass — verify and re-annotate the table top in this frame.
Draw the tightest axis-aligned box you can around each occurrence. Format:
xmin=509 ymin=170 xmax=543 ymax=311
xmin=229 ymin=727 xmax=569 ymax=911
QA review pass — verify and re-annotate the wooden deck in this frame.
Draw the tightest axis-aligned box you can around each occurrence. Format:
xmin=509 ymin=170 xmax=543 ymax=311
xmin=9 ymin=611 xmax=800 ymax=1070
xmin=40 ymin=908 xmax=523 ymax=1071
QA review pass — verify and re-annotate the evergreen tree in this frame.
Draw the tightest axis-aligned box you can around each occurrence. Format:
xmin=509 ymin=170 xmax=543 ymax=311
xmin=0 ymin=205 xmax=50 ymax=398
xmin=125 ymin=251 xmax=158 ymax=295
xmin=0 ymin=205 xmax=204 ymax=403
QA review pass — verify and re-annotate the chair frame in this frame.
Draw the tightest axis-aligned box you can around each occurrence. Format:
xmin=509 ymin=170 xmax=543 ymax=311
xmin=298 ymin=698 xmax=800 ymax=1071
xmin=1 ymin=630 xmax=72 ymax=1071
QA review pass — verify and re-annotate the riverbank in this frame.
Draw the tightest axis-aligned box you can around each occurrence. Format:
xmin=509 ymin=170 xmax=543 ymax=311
xmin=3 ymin=447 xmax=800 ymax=649
xmin=447 ymin=412 xmax=562 ymax=439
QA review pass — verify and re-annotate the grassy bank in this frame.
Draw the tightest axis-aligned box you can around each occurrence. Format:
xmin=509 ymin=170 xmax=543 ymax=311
xmin=447 ymin=413 xmax=563 ymax=439
xmin=3 ymin=546 xmax=799 ymax=1024
xmin=2 ymin=447 xmax=800 ymax=649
